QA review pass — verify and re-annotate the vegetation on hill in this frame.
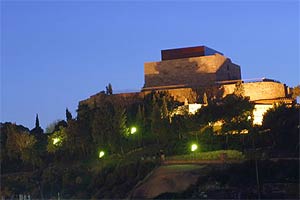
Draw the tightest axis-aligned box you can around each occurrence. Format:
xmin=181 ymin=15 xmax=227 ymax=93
xmin=167 ymin=150 xmax=245 ymax=161
xmin=1 ymin=86 xmax=299 ymax=198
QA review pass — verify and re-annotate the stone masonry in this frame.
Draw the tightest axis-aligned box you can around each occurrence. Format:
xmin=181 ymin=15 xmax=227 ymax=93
xmin=143 ymin=47 xmax=241 ymax=90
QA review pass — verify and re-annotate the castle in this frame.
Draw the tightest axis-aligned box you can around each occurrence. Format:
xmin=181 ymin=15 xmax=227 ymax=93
xmin=80 ymin=45 xmax=295 ymax=125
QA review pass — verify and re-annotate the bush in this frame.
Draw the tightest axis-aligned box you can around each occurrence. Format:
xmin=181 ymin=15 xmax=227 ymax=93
xmin=167 ymin=150 xmax=245 ymax=161
xmin=88 ymin=159 xmax=157 ymax=198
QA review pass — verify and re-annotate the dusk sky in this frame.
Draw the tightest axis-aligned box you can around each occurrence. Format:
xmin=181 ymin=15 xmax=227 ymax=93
xmin=1 ymin=1 xmax=299 ymax=129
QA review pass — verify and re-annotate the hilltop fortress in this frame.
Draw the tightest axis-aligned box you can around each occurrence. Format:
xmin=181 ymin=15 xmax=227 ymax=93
xmin=80 ymin=46 xmax=295 ymax=125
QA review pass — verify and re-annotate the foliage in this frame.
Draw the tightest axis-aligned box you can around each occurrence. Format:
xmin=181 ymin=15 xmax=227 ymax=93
xmin=194 ymin=94 xmax=254 ymax=135
xmin=233 ymin=81 xmax=245 ymax=97
xmin=30 ymin=114 xmax=44 ymax=138
xmin=66 ymin=108 xmax=73 ymax=121
xmin=1 ymin=85 xmax=298 ymax=198
xmin=9 ymin=130 xmax=36 ymax=162
xmin=2 ymin=123 xmax=37 ymax=164
xmin=262 ymin=103 xmax=299 ymax=152
xmin=106 ymin=83 xmax=113 ymax=95
xmin=45 ymin=119 xmax=60 ymax=133
xmin=112 ymin=106 xmax=129 ymax=154
xmin=291 ymin=85 xmax=300 ymax=99
xmin=89 ymin=160 xmax=158 ymax=199
xmin=35 ymin=114 xmax=40 ymax=128
xmin=47 ymin=127 xmax=67 ymax=153
xmin=167 ymin=150 xmax=245 ymax=161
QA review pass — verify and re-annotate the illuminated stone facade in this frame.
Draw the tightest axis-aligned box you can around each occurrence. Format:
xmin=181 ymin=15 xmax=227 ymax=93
xmin=143 ymin=46 xmax=241 ymax=90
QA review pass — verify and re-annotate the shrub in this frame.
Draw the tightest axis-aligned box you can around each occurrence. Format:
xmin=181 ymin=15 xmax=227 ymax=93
xmin=167 ymin=150 xmax=245 ymax=161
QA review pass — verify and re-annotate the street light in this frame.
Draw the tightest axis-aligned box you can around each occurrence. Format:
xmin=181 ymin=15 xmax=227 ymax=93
xmin=99 ymin=150 xmax=105 ymax=158
xmin=190 ymin=143 xmax=198 ymax=161
xmin=130 ymin=126 xmax=137 ymax=134
xmin=52 ymin=138 xmax=61 ymax=145
xmin=191 ymin=143 xmax=198 ymax=152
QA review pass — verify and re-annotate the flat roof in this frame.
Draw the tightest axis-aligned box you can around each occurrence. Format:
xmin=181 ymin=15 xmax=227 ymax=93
xmin=161 ymin=45 xmax=222 ymax=60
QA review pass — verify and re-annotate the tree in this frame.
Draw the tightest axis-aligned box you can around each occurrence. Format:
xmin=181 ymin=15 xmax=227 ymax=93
xmin=31 ymin=114 xmax=44 ymax=135
xmin=30 ymin=114 xmax=45 ymax=159
xmin=76 ymin=104 xmax=93 ymax=156
xmin=151 ymin=103 xmax=161 ymax=145
xmin=234 ymin=81 xmax=245 ymax=97
xmin=262 ymin=103 xmax=299 ymax=152
xmin=36 ymin=114 xmax=40 ymax=128
xmin=47 ymin=127 xmax=67 ymax=153
xmin=136 ymin=105 xmax=145 ymax=146
xmin=91 ymin=102 xmax=114 ymax=151
xmin=106 ymin=83 xmax=113 ymax=95
xmin=66 ymin=108 xmax=73 ymax=121
xmin=5 ymin=123 xmax=37 ymax=164
xmin=113 ymin=106 xmax=129 ymax=154
xmin=45 ymin=119 xmax=65 ymax=133
xmin=64 ymin=119 xmax=80 ymax=156
xmin=221 ymin=94 xmax=254 ymax=134
xmin=292 ymin=85 xmax=300 ymax=99
xmin=161 ymin=96 xmax=169 ymax=119
xmin=171 ymin=115 xmax=187 ymax=140
xmin=150 ymin=100 xmax=171 ymax=146
xmin=193 ymin=94 xmax=254 ymax=149
xmin=194 ymin=100 xmax=222 ymax=125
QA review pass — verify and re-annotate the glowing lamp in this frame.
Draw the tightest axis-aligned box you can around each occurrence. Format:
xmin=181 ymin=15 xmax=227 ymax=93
xmin=99 ymin=151 xmax=105 ymax=158
xmin=53 ymin=138 xmax=60 ymax=145
xmin=191 ymin=144 xmax=198 ymax=152
xmin=130 ymin=127 xmax=137 ymax=134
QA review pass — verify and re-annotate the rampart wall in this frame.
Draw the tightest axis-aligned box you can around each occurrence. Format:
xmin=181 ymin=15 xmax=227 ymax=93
xmin=222 ymin=81 xmax=287 ymax=101
xmin=79 ymin=92 xmax=144 ymax=108
xmin=80 ymin=81 xmax=289 ymax=109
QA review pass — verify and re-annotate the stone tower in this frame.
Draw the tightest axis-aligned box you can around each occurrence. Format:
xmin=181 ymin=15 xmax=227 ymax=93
xmin=143 ymin=46 xmax=241 ymax=90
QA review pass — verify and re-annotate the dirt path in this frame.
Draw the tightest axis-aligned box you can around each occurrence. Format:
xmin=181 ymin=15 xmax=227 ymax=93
xmin=131 ymin=164 xmax=207 ymax=199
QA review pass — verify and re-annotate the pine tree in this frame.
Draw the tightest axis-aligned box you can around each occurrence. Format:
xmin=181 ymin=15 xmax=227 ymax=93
xmin=136 ymin=105 xmax=144 ymax=146
xmin=113 ymin=106 xmax=128 ymax=154
xmin=106 ymin=83 xmax=113 ymax=95
xmin=35 ymin=114 xmax=40 ymax=128
xmin=161 ymin=96 xmax=169 ymax=119
xmin=151 ymin=102 xmax=161 ymax=145
xmin=66 ymin=108 xmax=73 ymax=121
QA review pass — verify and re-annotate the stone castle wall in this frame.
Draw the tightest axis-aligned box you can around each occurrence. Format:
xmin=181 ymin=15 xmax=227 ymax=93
xmin=80 ymin=81 xmax=289 ymax=109
xmin=222 ymin=81 xmax=287 ymax=101
xmin=79 ymin=92 xmax=144 ymax=108
xmin=144 ymin=54 xmax=241 ymax=89
xmin=143 ymin=88 xmax=197 ymax=103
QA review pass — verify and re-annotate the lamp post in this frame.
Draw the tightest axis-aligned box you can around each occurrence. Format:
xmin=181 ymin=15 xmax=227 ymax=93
xmin=130 ymin=126 xmax=137 ymax=134
xmin=191 ymin=143 xmax=198 ymax=160
xmin=99 ymin=150 xmax=105 ymax=158
xmin=130 ymin=126 xmax=141 ymax=148
xmin=191 ymin=144 xmax=198 ymax=152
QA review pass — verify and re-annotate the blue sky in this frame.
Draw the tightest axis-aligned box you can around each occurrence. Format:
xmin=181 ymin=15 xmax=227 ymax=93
xmin=1 ymin=1 xmax=299 ymax=129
